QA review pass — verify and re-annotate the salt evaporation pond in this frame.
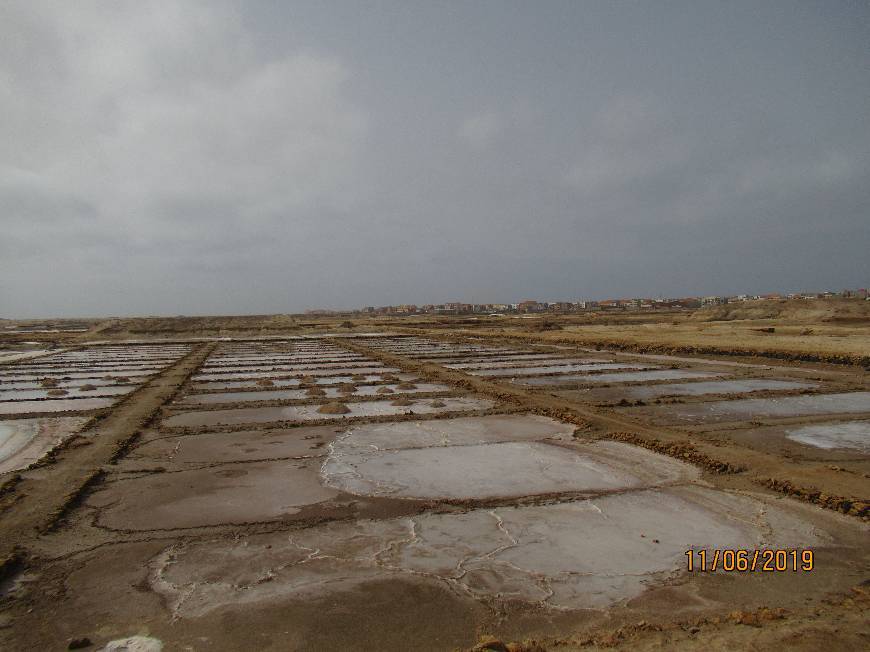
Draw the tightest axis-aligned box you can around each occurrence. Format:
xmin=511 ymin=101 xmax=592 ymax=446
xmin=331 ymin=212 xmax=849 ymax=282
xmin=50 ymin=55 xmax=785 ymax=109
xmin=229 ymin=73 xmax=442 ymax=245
xmin=93 ymin=461 xmax=340 ymax=530
xmin=671 ymin=392 xmax=870 ymax=422
xmin=163 ymin=397 xmax=495 ymax=427
xmin=785 ymin=420 xmax=870 ymax=452
xmin=472 ymin=362 xmax=626 ymax=377
xmin=322 ymin=439 xmax=692 ymax=500
xmin=0 ymin=417 xmax=88 ymax=473
xmin=0 ymin=378 xmax=135 ymax=391
xmin=625 ymin=379 xmax=817 ymax=400
xmin=517 ymin=369 xmax=719 ymax=386
xmin=438 ymin=354 xmax=573 ymax=366
xmin=192 ymin=366 xmax=399 ymax=381
xmin=190 ymin=373 xmax=416 ymax=391
xmin=0 ymin=397 xmax=117 ymax=415
xmin=448 ymin=358 xmax=603 ymax=371
xmin=181 ymin=382 xmax=451 ymax=405
xmin=0 ymin=385 xmax=135 ymax=401
xmin=130 ymin=426 xmax=338 ymax=466
xmin=0 ymin=369 xmax=155 ymax=382
xmin=150 ymin=484 xmax=823 ymax=616
xmin=332 ymin=415 xmax=575 ymax=448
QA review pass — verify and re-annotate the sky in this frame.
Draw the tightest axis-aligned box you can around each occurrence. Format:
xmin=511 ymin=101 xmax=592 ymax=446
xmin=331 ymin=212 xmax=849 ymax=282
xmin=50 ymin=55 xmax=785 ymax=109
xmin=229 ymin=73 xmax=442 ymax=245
xmin=1 ymin=1 xmax=868 ymax=317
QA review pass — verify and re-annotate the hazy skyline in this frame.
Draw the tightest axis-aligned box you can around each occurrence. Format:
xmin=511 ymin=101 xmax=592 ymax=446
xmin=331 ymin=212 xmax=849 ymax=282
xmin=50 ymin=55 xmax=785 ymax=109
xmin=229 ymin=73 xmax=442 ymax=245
xmin=2 ymin=1 xmax=868 ymax=318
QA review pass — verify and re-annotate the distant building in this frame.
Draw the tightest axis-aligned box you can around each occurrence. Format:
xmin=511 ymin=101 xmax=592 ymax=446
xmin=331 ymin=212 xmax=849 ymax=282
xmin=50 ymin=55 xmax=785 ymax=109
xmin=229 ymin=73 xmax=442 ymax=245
xmin=518 ymin=300 xmax=545 ymax=313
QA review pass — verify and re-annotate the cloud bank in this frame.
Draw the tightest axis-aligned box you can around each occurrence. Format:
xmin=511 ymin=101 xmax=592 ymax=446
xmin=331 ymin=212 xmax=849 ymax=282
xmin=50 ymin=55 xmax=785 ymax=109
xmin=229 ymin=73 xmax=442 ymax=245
xmin=1 ymin=1 xmax=868 ymax=316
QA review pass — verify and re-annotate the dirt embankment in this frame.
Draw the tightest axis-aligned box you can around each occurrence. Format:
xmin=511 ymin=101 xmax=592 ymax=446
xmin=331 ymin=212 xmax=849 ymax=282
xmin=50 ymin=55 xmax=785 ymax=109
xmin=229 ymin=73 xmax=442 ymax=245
xmin=691 ymin=298 xmax=870 ymax=323
xmin=468 ymin=584 xmax=870 ymax=652
xmin=85 ymin=314 xmax=310 ymax=338
xmin=430 ymin=324 xmax=870 ymax=367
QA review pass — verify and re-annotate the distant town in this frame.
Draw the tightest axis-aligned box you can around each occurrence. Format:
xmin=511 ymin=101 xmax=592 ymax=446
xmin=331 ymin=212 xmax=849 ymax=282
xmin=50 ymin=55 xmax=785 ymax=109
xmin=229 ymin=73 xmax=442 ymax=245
xmin=306 ymin=287 xmax=870 ymax=316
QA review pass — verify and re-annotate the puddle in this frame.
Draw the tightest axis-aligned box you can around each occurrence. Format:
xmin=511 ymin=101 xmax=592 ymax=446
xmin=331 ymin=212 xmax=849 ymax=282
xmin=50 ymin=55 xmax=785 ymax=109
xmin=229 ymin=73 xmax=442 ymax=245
xmin=150 ymin=484 xmax=823 ymax=616
xmin=163 ymin=397 xmax=496 ymax=428
xmin=93 ymin=460 xmax=338 ymax=530
xmin=625 ymin=379 xmax=817 ymax=400
xmin=518 ymin=369 xmax=720 ymax=386
xmin=0 ymin=397 xmax=116 ymax=415
xmin=784 ymin=421 xmax=870 ymax=452
xmin=181 ymin=383 xmax=451 ymax=405
xmin=671 ymin=392 xmax=870 ymax=422
xmin=322 ymin=439 xmax=694 ymax=500
xmin=0 ymin=417 xmax=88 ymax=474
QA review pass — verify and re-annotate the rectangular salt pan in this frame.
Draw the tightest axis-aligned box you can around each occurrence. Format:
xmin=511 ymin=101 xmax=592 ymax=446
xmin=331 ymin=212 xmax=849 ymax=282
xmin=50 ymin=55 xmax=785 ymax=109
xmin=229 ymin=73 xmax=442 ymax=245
xmin=626 ymin=379 xmax=817 ymax=400
xmin=672 ymin=392 xmax=870 ymax=422
xmin=471 ymin=362 xmax=633 ymax=376
xmin=202 ymin=358 xmax=366 ymax=369
xmin=190 ymin=373 xmax=417 ymax=391
xmin=163 ymin=397 xmax=496 ymax=427
xmin=0 ymin=378 xmax=134 ymax=391
xmin=784 ymin=421 xmax=870 ymax=452
xmin=449 ymin=358 xmax=605 ymax=371
xmin=0 ymin=369 xmax=156 ymax=381
xmin=181 ymin=383 xmax=451 ymax=405
xmin=0 ymin=385 xmax=135 ymax=401
xmin=0 ymin=417 xmax=88 ymax=474
xmin=518 ymin=369 xmax=720 ymax=386
xmin=0 ymin=397 xmax=117 ymax=415
xmin=192 ymin=367 xmax=399 ymax=381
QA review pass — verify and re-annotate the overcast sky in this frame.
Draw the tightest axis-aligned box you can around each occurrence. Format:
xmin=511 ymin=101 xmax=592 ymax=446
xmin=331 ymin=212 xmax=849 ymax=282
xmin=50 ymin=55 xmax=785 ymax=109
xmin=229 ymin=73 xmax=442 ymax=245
xmin=1 ymin=1 xmax=868 ymax=317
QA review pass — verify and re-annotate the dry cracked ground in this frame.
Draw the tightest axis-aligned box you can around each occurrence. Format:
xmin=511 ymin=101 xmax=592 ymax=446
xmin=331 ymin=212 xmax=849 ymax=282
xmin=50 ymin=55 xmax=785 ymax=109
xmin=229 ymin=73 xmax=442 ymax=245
xmin=0 ymin=331 xmax=867 ymax=651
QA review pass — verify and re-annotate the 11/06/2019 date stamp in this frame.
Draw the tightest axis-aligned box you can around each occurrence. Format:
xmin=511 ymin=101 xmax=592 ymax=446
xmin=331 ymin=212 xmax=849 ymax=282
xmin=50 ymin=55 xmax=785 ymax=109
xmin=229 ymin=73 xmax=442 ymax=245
xmin=686 ymin=549 xmax=814 ymax=572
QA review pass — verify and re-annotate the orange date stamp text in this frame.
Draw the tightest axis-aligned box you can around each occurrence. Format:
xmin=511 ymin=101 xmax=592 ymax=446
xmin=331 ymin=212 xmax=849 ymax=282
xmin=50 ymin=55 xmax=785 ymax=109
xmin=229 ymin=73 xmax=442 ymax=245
xmin=685 ymin=548 xmax=814 ymax=572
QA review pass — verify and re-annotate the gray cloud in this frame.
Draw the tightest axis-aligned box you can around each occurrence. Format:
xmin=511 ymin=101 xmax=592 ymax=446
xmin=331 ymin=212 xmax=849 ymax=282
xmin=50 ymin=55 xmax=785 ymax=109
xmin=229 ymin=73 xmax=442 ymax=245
xmin=1 ymin=1 xmax=868 ymax=317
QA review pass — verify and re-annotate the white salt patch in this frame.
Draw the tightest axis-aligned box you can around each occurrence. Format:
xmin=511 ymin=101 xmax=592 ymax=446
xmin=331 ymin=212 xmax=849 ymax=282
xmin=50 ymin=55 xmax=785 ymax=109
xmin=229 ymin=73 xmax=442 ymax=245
xmin=785 ymin=421 xmax=870 ymax=452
